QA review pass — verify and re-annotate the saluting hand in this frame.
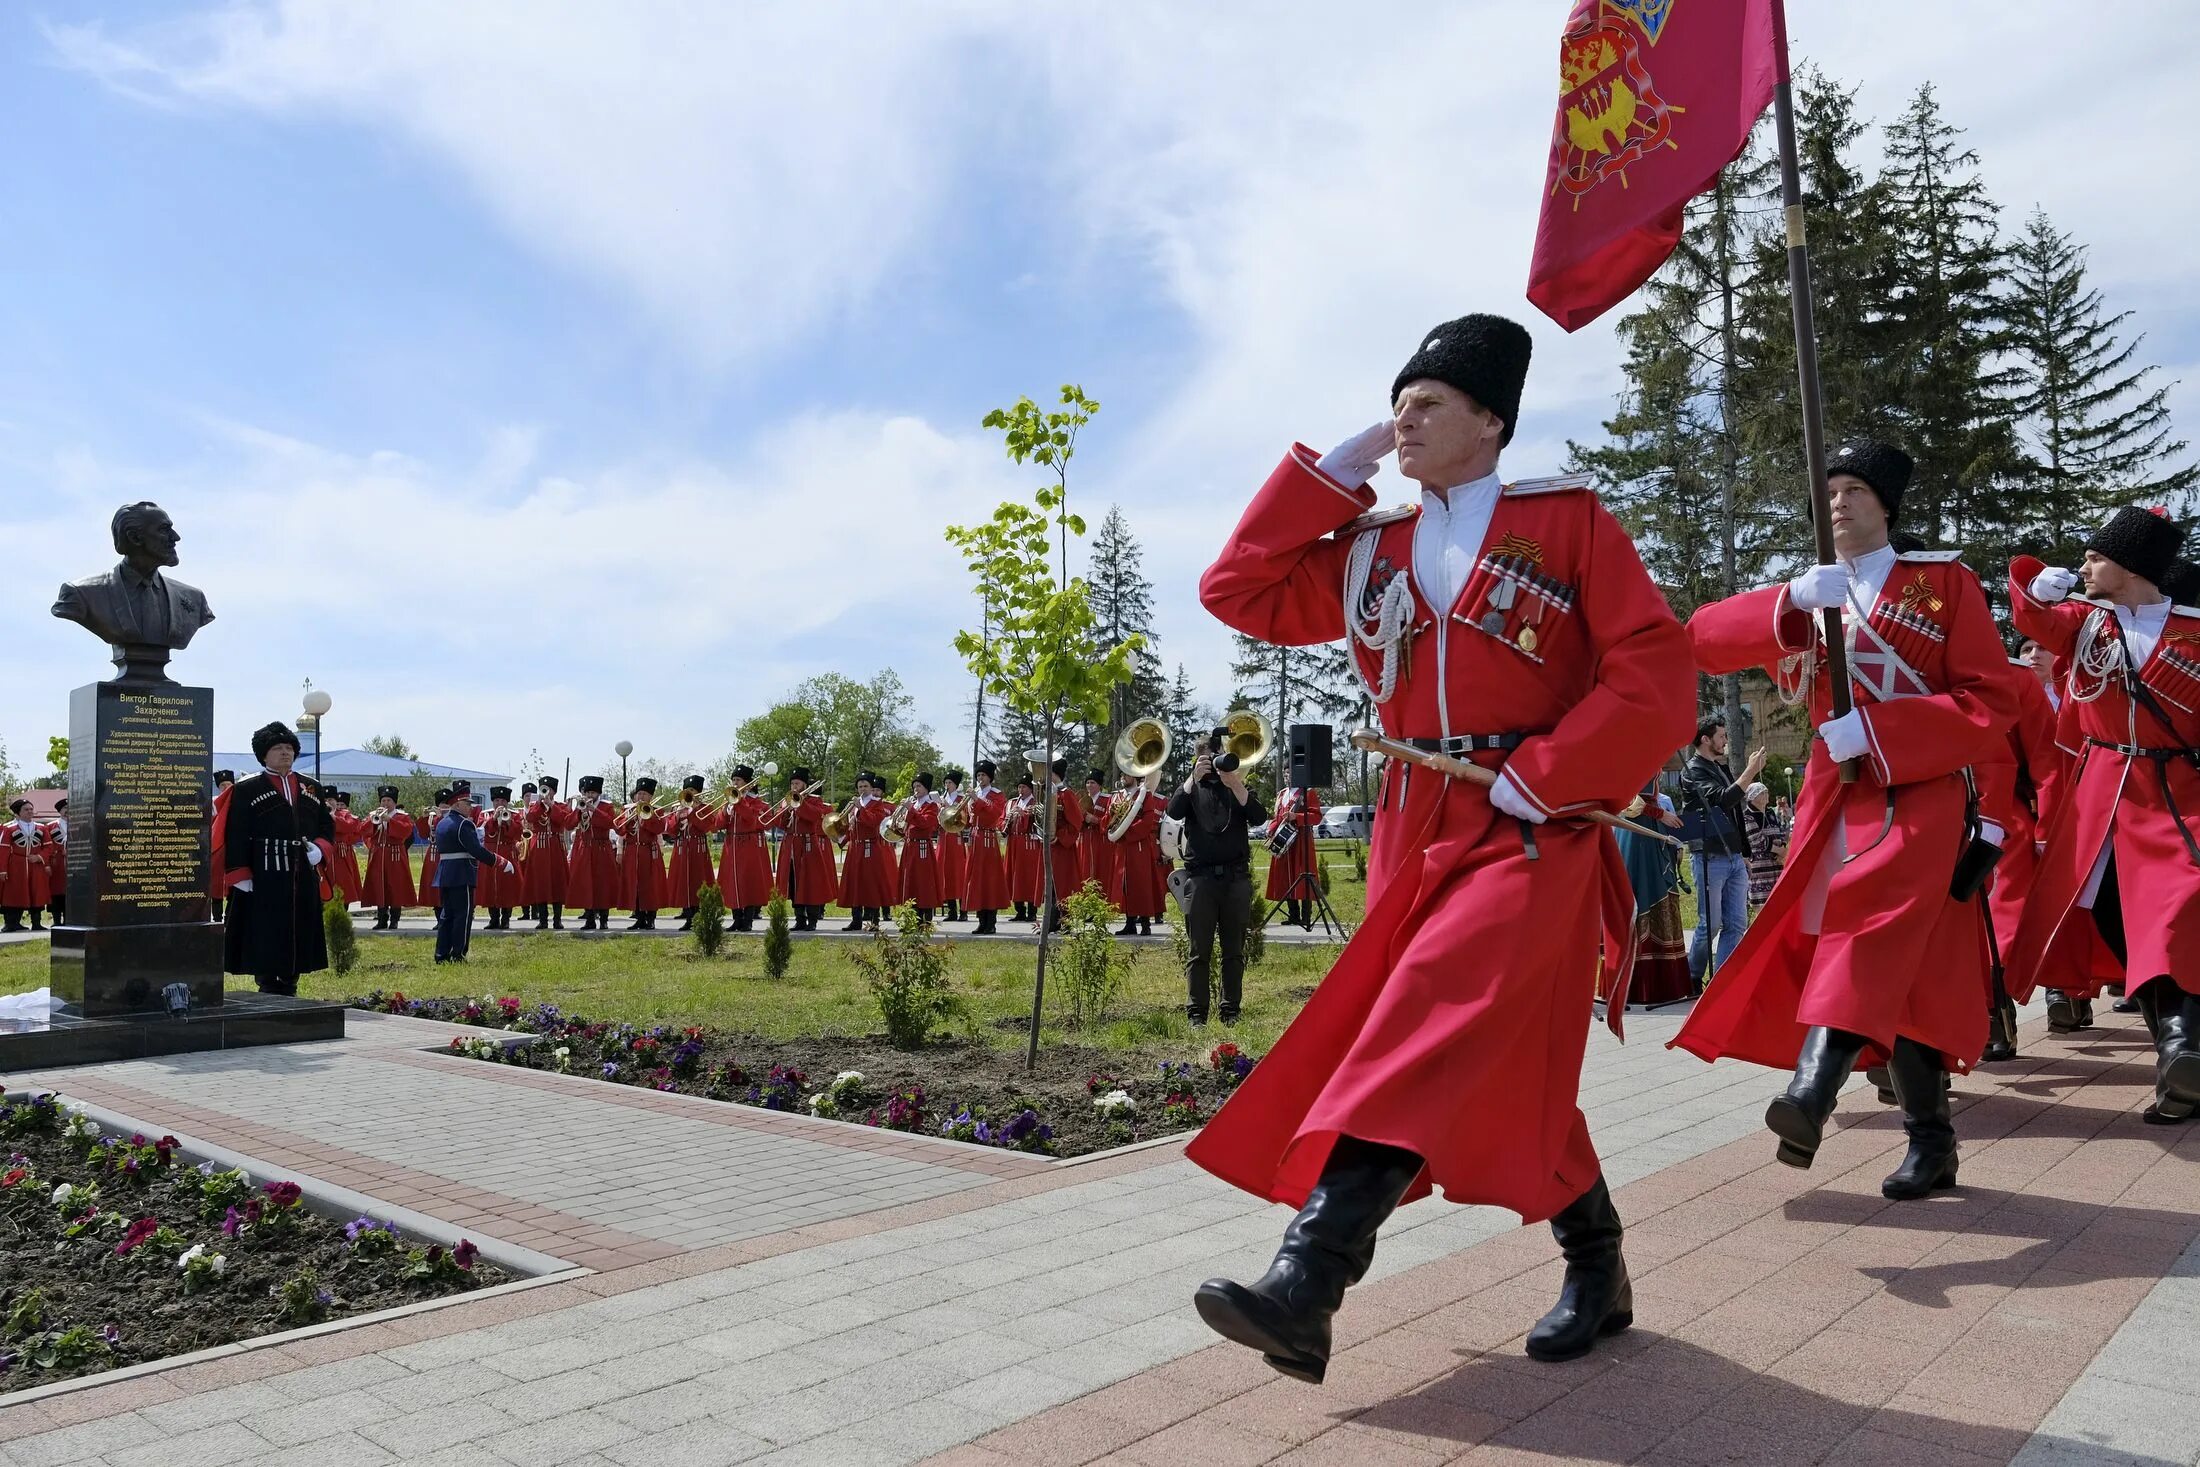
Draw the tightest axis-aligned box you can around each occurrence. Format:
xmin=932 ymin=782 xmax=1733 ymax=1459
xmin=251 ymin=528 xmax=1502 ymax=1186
xmin=2029 ymin=565 xmax=2078 ymax=604
xmin=1316 ymin=420 xmax=1398 ymax=490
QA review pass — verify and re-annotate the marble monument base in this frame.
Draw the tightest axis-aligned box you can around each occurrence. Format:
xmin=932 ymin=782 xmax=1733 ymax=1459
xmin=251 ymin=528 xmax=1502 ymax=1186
xmin=0 ymin=990 xmax=346 ymax=1070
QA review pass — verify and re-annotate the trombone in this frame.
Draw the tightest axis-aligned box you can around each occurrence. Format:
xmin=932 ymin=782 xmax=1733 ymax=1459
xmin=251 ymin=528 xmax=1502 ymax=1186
xmin=693 ymin=760 xmax=781 ymax=819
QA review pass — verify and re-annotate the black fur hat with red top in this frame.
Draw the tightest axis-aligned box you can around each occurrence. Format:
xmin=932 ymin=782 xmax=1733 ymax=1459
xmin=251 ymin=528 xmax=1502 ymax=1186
xmin=2086 ymin=506 xmax=2184 ymax=588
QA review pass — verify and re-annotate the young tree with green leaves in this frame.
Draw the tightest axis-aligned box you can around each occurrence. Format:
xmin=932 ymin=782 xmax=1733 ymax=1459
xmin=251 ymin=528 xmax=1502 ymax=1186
xmin=360 ymin=733 xmax=417 ymax=760
xmin=948 ymin=387 xmax=1140 ymax=1068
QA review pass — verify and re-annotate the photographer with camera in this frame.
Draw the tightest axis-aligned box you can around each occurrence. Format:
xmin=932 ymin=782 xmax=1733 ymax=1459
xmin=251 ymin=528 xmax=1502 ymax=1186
xmin=1167 ymin=729 xmax=1268 ymax=1025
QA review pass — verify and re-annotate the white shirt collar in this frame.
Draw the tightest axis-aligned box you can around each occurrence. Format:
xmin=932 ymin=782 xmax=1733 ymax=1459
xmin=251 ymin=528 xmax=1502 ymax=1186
xmin=1841 ymin=541 xmax=1900 ymax=609
xmin=1413 ymin=469 xmax=1504 ymax=614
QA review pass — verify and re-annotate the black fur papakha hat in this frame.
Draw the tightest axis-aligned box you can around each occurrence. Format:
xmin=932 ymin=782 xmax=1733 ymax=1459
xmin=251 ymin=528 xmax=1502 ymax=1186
xmin=376 ymin=784 xmax=400 ymax=800
xmin=2087 ymin=506 xmax=2184 ymax=587
xmin=490 ymin=786 xmax=512 ymax=800
xmin=788 ymin=767 xmax=813 ymax=784
xmin=2163 ymin=559 xmax=2200 ymax=607
xmin=731 ymin=765 xmax=754 ymax=782
xmin=913 ymin=771 xmax=933 ymax=790
xmin=633 ymin=777 xmax=658 ymax=796
xmin=682 ymin=774 xmax=706 ymax=792
xmin=1825 ymin=441 xmax=1915 ymax=523
xmin=973 ymin=759 xmax=996 ymax=777
xmin=433 ymin=787 xmax=454 ymax=805
xmin=578 ymin=775 xmax=604 ymax=793
xmin=448 ymin=780 xmax=472 ymax=800
xmin=251 ymin=722 xmax=301 ymax=762
xmin=1392 ymin=313 xmax=1533 ymax=447
xmin=213 ymin=770 xmax=235 ymax=786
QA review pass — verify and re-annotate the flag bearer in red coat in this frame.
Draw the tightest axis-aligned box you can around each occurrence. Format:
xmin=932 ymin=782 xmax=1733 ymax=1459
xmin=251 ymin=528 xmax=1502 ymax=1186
xmin=476 ymin=786 xmax=528 ymax=928
xmin=1046 ymin=759 xmax=1084 ymax=930
xmin=770 ymin=768 xmax=838 ymax=930
xmin=2010 ymin=507 xmax=2200 ymax=1122
xmin=2 ymin=799 xmax=51 ymax=931
xmin=1678 ymin=443 xmax=2018 ymax=1200
xmin=715 ymin=766 xmax=774 ymax=931
xmin=1080 ymin=771 xmax=1115 ymax=910
xmin=524 ymin=776 xmax=576 ymax=929
xmin=936 ymin=770 xmax=970 ymax=923
xmin=361 ymin=785 xmax=416 ymax=928
xmin=1265 ymin=784 xmax=1324 ymax=927
xmin=837 ymin=771 xmax=900 ymax=930
xmin=1190 ymin=314 xmax=1694 ymax=1381
xmin=1110 ymin=773 xmax=1167 ymax=936
xmin=565 ymin=776 xmax=620 ymax=930
xmin=961 ymin=761 xmax=1008 ymax=934
xmin=1006 ymin=777 xmax=1041 ymax=922
xmin=208 ymin=770 xmax=236 ymax=921
xmin=897 ymin=772 xmax=945 ymax=922
xmin=616 ymin=779 xmax=669 ymax=929
xmin=663 ymin=775 xmax=717 ymax=930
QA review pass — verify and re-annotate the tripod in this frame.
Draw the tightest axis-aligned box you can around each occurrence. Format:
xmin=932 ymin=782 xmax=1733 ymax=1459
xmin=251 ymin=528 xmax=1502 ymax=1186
xmin=1264 ymin=859 xmax=1348 ymax=938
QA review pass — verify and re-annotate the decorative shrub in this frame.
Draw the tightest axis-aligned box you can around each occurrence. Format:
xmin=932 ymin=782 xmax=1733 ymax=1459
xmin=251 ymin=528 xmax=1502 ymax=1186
xmin=693 ymin=885 xmax=726 ymax=958
xmin=324 ymin=898 xmax=358 ymax=977
xmin=762 ymin=893 xmax=794 ymax=979
xmin=1054 ymin=881 xmax=1134 ymax=1030
xmin=850 ymin=902 xmax=963 ymax=1048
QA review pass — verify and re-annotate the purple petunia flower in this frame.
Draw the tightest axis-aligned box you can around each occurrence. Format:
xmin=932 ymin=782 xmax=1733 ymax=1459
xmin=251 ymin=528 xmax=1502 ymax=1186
xmin=222 ymin=1205 xmax=243 ymax=1237
xmin=100 ymin=1324 xmax=120 ymax=1347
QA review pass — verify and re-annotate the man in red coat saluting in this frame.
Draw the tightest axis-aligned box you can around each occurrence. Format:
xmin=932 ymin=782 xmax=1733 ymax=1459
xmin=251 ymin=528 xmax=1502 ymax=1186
xmin=1677 ymin=443 xmax=2017 ymax=1199
xmin=1189 ymin=314 xmax=1695 ymax=1381
xmin=2009 ymin=507 xmax=2200 ymax=1121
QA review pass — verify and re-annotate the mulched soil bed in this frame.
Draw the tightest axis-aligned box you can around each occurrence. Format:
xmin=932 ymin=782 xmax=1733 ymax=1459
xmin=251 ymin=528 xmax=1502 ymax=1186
xmin=0 ymin=1093 xmax=509 ymax=1394
xmin=353 ymin=992 xmax=1258 ymax=1158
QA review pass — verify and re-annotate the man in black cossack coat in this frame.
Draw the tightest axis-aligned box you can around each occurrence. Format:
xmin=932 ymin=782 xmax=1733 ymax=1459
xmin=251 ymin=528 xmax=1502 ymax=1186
xmin=221 ymin=721 xmax=333 ymax=996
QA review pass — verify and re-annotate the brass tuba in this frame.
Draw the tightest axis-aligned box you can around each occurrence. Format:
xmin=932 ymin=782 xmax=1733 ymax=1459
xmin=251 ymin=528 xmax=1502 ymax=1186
xmin=1107 ymin=718 xmax=1170 ymax=841
xmin=821 ymin=796 xmax=857 ymax=842
xmin=1210 ymin=708 xmax=1273 ymax=773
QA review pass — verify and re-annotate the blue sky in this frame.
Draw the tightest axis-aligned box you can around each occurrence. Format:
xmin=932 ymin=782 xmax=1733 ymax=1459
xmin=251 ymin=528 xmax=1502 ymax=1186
xmin=3 ymin=2 xmax=2193 ymax=784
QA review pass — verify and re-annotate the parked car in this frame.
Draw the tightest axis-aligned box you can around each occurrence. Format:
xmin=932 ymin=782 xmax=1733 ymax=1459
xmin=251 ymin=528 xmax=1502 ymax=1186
xmin=1316 ymin=804 xmax=1373 ymax=840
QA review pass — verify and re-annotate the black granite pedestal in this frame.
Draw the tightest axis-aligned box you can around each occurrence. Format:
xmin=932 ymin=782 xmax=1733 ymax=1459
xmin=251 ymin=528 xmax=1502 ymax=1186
xmin=0 ymin=990 xmax=346 ymax=1069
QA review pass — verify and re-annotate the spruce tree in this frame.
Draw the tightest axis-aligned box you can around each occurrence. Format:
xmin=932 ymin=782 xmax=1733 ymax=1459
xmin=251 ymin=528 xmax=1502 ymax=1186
xmin=1227 ymin=633 xmax=1355 ymax=793
xmin=1161 ymin=663 xmax=1212 ymax=791
xmin=2005 ymin=209 xmax=2198 ymax=557
xmin=1086 ymin=506 xmax=1169 ymax=763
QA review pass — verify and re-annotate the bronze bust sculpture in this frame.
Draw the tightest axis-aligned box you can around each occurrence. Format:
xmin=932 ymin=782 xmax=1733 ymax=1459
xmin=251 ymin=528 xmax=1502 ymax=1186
xmin=52 ymin=502 xmax=216 ymax=685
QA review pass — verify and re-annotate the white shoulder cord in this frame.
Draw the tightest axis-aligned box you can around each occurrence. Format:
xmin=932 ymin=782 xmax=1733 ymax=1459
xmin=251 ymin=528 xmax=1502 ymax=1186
xmin=2067 ymin=606 xmax=2123 ymax=705
xmin=1343 ymin=526 xmax=1415 ymax=704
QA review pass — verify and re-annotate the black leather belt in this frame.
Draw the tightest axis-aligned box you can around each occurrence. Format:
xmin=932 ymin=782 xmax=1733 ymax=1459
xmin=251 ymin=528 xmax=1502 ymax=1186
xmin=1183 ymin=860 xmax=1251 ymax=878
xmin=2087 ymin=737 xmax=2200 ymax=760
xmin=1406 ymin=732 xmax=1535 ymax=754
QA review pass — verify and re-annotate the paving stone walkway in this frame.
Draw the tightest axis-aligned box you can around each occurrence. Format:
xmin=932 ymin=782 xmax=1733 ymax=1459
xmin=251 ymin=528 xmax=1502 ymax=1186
xmin=1 ymin=1003 xmax=2197 ymax=1466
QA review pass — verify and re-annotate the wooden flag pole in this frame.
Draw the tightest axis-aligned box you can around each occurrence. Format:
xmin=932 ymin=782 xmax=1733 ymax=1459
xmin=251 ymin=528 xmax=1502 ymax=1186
xmin=1770 ymin=1 xmax=1858 ymax=782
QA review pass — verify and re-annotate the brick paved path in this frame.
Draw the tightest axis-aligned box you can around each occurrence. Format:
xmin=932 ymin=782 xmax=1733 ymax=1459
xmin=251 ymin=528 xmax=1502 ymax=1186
xmin=2 ymin=1005 xmax=2197 ymax=1466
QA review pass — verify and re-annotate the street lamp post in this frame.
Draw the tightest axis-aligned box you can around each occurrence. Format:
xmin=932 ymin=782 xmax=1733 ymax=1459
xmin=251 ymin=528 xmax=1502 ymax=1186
xmin=302 ymin=688 xmax=333 ymax=789
xmin=615 ymin=740 xmax=633 ymax=800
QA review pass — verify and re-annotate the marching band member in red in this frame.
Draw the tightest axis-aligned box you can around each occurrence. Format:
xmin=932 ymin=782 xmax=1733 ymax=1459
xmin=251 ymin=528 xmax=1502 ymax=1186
xmin=617 ymin=778 xmax=668 ymax=929
xmin=1264 ymin=783 xmax=1324 ymax=928
xmin=1974 ymin=656 xmax=2063 ymax=1060
xmin=324 ymin=791 xmax=364 ymax=911
xmin=662 ymin=775 xmax=717 ymax=930
xmin=565 ymin=776 xmax=620 ymax=931
xmin=1006 ymin=776 xmax=1041 ymax=923
xmin=476 ymin=786 xmax=528 ymax=929
xmin=715 ymin=765 xmax=774 ymax=931
xmin=770 ymin=767 xmax=837 ymax=930
xmin=961 ymin=760 xmax=1008 ymax=934
xmin=1080 ymin=770 xmax=1115 ymax=909
xmin=1679 ymin=442 xmax=2016 ymax=1200
xmin=415 ymin=789 xmax=452 ymax=905
xmin=2010 ymin=507 xmax=2200 ymax=1121
xmin=41 ymin=800 xmax=68 ymax=926
xmin=1047 ymin=758 xmax=1084 ymax=928
xmin=897 ymin=772 xmax=945 ymax=923
xmin=208 ymin=770 xmax=235 ymax=921
xmin=1110 ymin=773 xmax=1167 ymax=936
xmin=1190 ymin=313 xmax=1694 ymax=1379
xmin=937 ymin=769 xmax=970 ymax=923
xmin=361 ymin=785 xmax=416 ymax=928
xmin=523 ymin=777 xmax=576 ymax=929
xmin=3 ymin=799 xmax=51 ymax=932
xmin=837 ymin=771 xmax=900 ymax=929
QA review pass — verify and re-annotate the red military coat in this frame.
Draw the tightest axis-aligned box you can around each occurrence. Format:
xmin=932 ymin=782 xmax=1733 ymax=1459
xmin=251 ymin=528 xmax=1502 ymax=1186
xmin=476 ymin=804 xmax=528 ymax=907
xmin=961 ymin=787 xmax=1009 ymax=911
xmin=523 ymin=799 xmax=576 ymax=905
xmin=4 ymin=818 xmax=51 ymax=910
xmin=1079 ymin=789 xmax=1115 ymax=903
xmin=325 ymin=807 xmax=365 ymax=905
xmin=1111 ymin=786 xmax=1168 ymax=918
xmin=2009 ymin=558 xmax=2200 ymax=1000
xmin=41 ymin=820 xmax=67 ymax=906
xmin=618 ymin=805 xmax=669 ymax=912
xmin=839 ymin=798 xmax=901 ymax=909
xmin=565 ymin=798 xmax=621 ymax=909
xmin=772 ymin=793 xmax=840 ymax=907
xmin=1049 ymin=787 xmax=1084 ymax=901
xmin=937 ymin=790 xmax=971 ymax=900
xmin=661 ymin=798 xmax=718 ymax=907
xmin=208 ymin=784 xmax=234 ymax=900
xmin=414 ymin=807 xmax=446 ymax=905
xmin=361 ymin=809 xmax=417 ymax=907
xmin=1677 ymin=550 xmax=2017 ymax=1075
xmin=716 ymin=792 xmax=775 ymax=908
xmin=898 ymin=799 xmax=945 ymax=908
xmin=1976 ymin=662 xmax=2062 ymax=973
xmin=1187 ymin=445 xmax=1694 ymax=1224
xmin=1265 ymin=785 xmax=1324 ymax=900
xmin=1006 ymin=795 xmax=1042 ymax=905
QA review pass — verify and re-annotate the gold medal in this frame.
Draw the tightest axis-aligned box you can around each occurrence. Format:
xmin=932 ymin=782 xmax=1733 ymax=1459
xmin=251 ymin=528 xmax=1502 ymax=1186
xmin=1517 ymin=626 xmax=1538 ymax=654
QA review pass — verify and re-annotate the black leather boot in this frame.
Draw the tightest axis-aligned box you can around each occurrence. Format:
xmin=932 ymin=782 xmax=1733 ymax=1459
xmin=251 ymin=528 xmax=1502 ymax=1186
xmin=2045 ymin=989 xmax=2087 ymax=1032
xmin=1526 ymin=1174 xmax=1633 ymax=1362
xmin=1981 ymin=992 xmax=2020 ymax=1063
xmin=1194 ymin=1137 xmax=1422 ymax=1383
xmin=1765 ymin=1026 xmax=1869 ymax=1168
xmin=552 ymin=906 xmax=565 ymax=929
xmin=1881 ymin=1038 xmax=1958 ymax=1199
xmin=2143 ymin=978 xmax=2200 ymax=1123
xmin=1141 ymin=917 xmax=1153 ymax=936
xmin=1116 ymin=918 xmax=1138 ymax=937
xmin=1864 ymin=1066 xmax=1897 ymax=1106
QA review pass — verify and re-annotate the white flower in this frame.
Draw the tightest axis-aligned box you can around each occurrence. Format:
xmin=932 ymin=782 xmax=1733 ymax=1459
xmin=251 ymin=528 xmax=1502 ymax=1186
xmin=830 ymin=1070 xmax=864 ymax=1095
xmin=178 ymin=1245 xmax=226 ymax=1275
xmin=1094 ymin=1089 xmax=1136 ymax=1115
xmin=50 ymin=1182 xmax=73 ymax=1206
xmin=196 ymin=1161 xmax=216 ymax=1178
xmin=178 ymin=1243 xmax=204 ymax=1268
xmin=62 ymin=1112 xmax=94 ymax=1142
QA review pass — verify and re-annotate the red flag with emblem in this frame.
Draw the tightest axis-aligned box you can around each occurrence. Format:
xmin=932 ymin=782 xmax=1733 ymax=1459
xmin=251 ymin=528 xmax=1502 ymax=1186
xmin=1527 ymin=0 xmax=1783 ymax=332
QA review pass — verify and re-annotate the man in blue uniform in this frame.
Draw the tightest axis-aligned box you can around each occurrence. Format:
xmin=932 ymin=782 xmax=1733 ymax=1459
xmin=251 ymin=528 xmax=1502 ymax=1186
xmin=433 ymin=780 xmax=514 ymax=964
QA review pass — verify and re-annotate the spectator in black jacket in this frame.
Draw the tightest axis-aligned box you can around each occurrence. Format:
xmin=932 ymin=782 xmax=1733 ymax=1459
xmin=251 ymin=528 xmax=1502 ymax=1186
xmin=1680 ymin=717 xmax=1763 ymax=982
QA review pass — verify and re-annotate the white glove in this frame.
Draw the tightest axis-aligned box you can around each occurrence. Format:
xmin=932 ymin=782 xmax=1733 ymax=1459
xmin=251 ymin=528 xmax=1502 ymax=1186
xmin=305 ymin=844 xmax=323 ymax=866
xmin=1787 ymin=563 xmax=1852 ymax=612
xmin=234 ymin=879 xmax=254 ymax=893
xmin=501 ymin=861 xmax=515 ymax=875
xmin=2029 ymin=566 xmax=2078 ymax=604
xmin=1487 ymin=770 xmax=1545 ymax=824
xmin=1315 ymin=420 xmax=1397 ymax=490
xmin=1817 ymin=710 xmax=1869 ymax=764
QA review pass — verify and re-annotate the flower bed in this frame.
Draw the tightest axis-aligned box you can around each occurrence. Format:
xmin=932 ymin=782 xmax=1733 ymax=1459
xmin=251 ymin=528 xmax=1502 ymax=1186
xmin=0 ymin=1091 xmax=508 ymax=1394
xmin=352 ymin=992 xmax=1260 ymax=1158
